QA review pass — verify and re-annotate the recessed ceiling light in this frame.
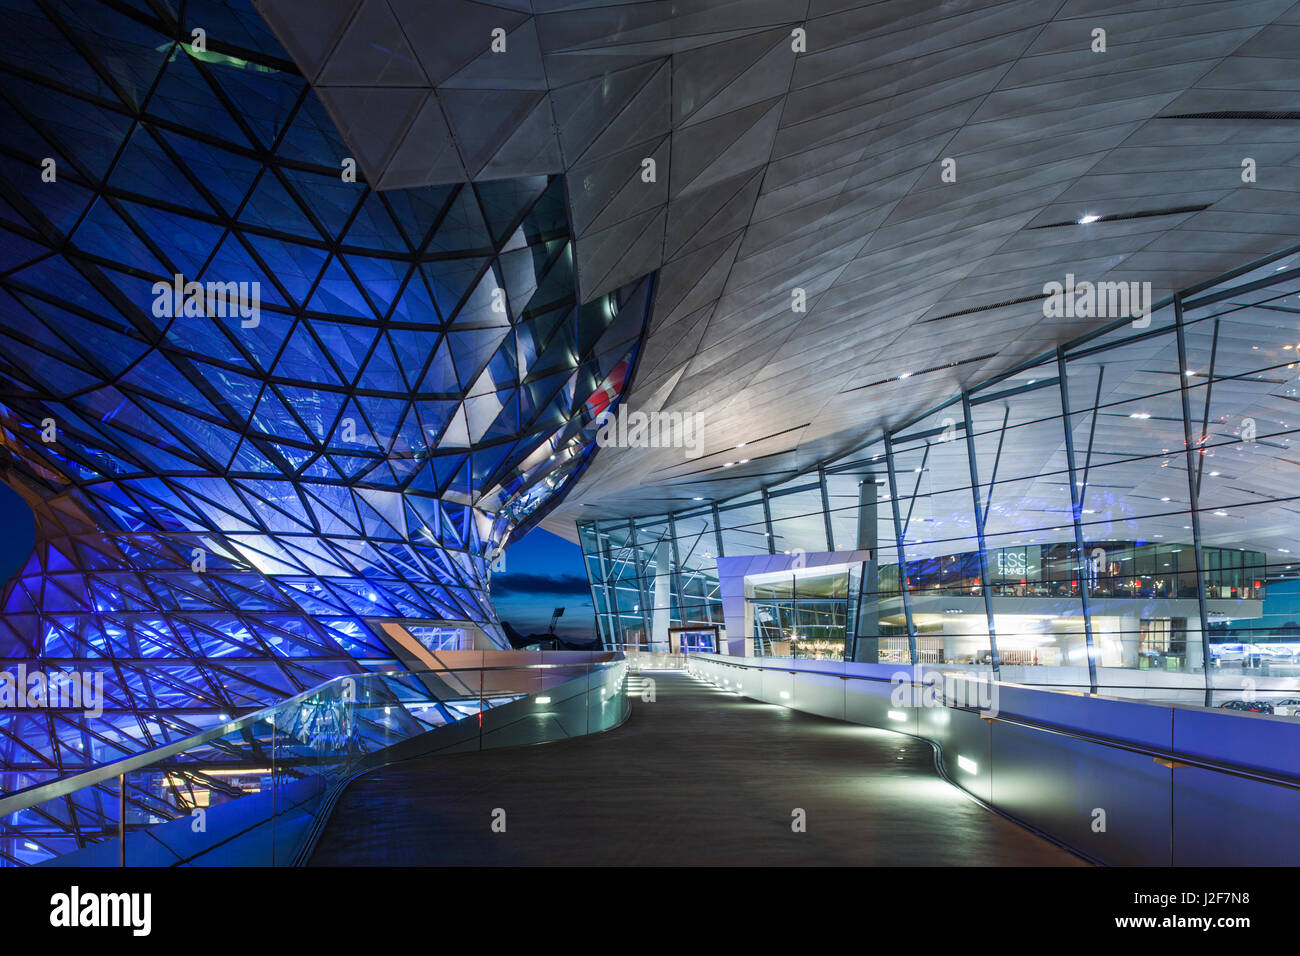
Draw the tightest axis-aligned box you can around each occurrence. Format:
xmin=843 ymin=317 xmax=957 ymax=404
xmin=1130 ymin=412 xmax=1151 ymax=419
xmin=737 ymin=458 xmax=750 ymax=464
xmin=692 ymin=496 xmax=704 ymax=501
xmin=898 ymin=372 xmax=912 ymax=380
xmin=723 ymin=461 xmax=734 ymax=468
xmin=1078 ymin=214 xmax=1101 ymax=224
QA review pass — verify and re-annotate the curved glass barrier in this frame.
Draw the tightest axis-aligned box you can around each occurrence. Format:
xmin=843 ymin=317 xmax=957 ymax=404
xmin=0 ymin=659 xmax=628 ymax=866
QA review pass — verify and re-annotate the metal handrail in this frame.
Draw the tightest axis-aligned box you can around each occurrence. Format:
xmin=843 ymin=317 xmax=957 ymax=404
xmin=690 ymin=655 xmax=1300 ymax=792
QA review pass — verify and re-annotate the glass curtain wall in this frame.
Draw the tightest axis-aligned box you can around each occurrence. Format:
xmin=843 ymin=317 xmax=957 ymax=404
xmin=578 ymin=247 xmax=1300 ymax=705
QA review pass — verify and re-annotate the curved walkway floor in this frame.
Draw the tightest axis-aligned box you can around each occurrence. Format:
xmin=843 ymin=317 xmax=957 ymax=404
xmin=310 ymin=671 xmax=1085 ymax=866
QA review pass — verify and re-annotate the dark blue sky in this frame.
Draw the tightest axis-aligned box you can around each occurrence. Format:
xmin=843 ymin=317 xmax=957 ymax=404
xmin=495 ymin=527 xmax=596 ymax=641
xmin=0 ymin=483 xmax=33 ymax=586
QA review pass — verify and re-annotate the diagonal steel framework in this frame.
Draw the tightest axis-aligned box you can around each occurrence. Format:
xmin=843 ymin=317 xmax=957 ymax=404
xmin=0 ymin=0 xmax=654 ymax=855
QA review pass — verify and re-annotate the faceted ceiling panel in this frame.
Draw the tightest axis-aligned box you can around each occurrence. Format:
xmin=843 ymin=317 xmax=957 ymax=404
xmin=252 ymin=0 xmax=1300 ymax=534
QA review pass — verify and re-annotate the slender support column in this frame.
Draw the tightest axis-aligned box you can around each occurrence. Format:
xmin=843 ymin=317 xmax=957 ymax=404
xmin=961 ymin=392 xmax=1001 ymax=680
xmin=761 ymin=488 xmax=776 ymax=554
xmin=592 ymin=520 xmax=622 ymax=649
xmin=627 ymin=520 xmax=654 ymax=649
xmin=818 ymin=465 xmax=835 ymax=552
xmin=853 ymin=475 xmax=879 ymax=662
xmin=652 ymin=539 xmax=672 ymax=650
xmin=1057 ymin=349 xmax=1099 ymax=693
xmin=667 ymin=513 xmax=688 ymax=626
xmin=884 ymin=432 xmax=917 ymax=665
xmin=1174 ymin=295 xmax=1214 ymax=707
xmin=856 ymin=477 xmax=878 ymax=551
xmin=583 ymin=522 xmax=611 ymax=648
xmin=711 ymin=503 xmax=725 ymax=561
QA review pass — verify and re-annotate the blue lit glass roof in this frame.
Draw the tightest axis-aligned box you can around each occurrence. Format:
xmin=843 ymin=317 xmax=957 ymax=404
xmin=0 ymin=0 xmax=653 ymax=856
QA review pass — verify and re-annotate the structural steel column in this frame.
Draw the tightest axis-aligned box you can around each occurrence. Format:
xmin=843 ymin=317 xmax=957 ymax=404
xmin=581 ymin=523 xmax=611 ymax=649
xmin=854 ymin=474 xmax=880 ymax=662
xmin=667 ymin=513 xmax=688 ymax=626
xmin=1057 ymin=349 xmax=1100 ymax=693
xmin=761 ymin=488 xmax=776 ymax=554
xmin=1174 ymin=294 xmax=1214 ymax=707
xmin=711 ymin=503 xmax=725 ymax=561
xmin=884 ymin=432 xmax=918 ymax=665
xmin=652 ymin=539 xmax=672 ymax=649
xmin=592 ymin=520 xmax=623 ymax=649
xmin=961 ymin=392 xmax=1001 ymax=680
xmin=856 ymin=476 xmax=878 ymax=551
xmin=818 ymin=465 xmax=835 ymax=552
xmin=627 ymin=520 xmax=654 ymax=648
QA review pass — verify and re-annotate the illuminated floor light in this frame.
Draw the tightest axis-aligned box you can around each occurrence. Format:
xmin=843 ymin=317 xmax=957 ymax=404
xmin=957 ymin=755 xmax=979 ymax=775
xmin=887 ymin=710 xmax=907 ymax=722
xmin=780 ymin=691 xmax=791 ymax=700
xmin=535 ymin=697 xmax=552 ymax=704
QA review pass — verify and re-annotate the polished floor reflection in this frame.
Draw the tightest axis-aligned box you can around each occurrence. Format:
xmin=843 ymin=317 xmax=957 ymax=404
xmin=311 ymin=671 xmax=1083 ymax=866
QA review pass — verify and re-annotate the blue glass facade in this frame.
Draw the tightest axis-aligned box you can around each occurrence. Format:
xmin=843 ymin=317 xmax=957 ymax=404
xmin=0 ymin=0 xmax=652 ymax=855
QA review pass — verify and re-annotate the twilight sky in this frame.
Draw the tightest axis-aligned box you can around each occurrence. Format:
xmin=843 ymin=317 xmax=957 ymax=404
xmin=0 ymin=483 xmax=32 ymax=587
xmin=494 ymin=527 xmax=596 ymax=642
